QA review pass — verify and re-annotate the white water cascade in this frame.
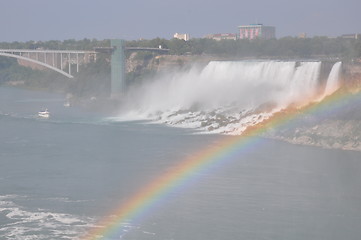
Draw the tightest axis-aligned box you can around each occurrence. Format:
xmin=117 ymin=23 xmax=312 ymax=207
xmin=115 ymin=61 xmax=341 ymax=134
xmin=323 ymin=62 xmax=342 ymax=97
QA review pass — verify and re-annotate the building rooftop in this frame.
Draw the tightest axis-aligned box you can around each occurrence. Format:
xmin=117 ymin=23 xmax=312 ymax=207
xmin=238 ymin=24 xmax=274 ymax=28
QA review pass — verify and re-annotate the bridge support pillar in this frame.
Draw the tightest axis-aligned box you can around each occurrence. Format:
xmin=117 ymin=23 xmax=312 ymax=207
xmin=111 ymin=39 xmax=125 ymax=98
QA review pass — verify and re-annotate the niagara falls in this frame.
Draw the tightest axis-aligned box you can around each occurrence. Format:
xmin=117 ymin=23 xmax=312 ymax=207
xmin=1 ymin=1 xmax=361 ymax=239
xmin=116 ymin=61 xmax=342 ymax=135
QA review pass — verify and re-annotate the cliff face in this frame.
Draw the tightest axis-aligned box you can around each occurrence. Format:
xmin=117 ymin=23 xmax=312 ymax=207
xmin=126 ymin=53 xmax=221 ymax=77
xmin=17 ymin=59 xmax=46 ymax=70
xmin=342 ymin=63 xmax=361 ymax=92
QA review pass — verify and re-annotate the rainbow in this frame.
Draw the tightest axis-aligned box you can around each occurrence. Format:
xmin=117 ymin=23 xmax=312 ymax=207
xmin=83 ymin=88 xmax=361 ymax=240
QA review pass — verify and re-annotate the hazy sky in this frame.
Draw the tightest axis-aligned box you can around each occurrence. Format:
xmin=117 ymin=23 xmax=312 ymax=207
xmin=1 ymin=0 xmax=360 ymax=42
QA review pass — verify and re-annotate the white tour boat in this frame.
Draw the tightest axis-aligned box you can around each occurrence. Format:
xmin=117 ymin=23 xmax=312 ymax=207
xmin=38 ymin=109 xmax=50 ymax=118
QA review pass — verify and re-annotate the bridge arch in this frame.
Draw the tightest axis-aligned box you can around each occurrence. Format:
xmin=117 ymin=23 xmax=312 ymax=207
xmin=0 ymin=52 xmax=74 ymax=78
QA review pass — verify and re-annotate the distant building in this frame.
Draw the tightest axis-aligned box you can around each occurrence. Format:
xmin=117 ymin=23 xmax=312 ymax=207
xmin=173 ymin=33 xmax=190 ymax=41
xmin=205 ymin=33 xmax=237 ymax=41
xmin=238 ymin=24 xmax=276 ymax=40
xmin=340 ymin=33 xmax=360 ymax=39
xmin=298 ymin=33 xmax=307 ymax=39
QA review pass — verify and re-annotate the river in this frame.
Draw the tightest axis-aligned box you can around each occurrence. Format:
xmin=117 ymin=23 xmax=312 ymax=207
xmin=1 ymin=86 xmax=361 ymax=239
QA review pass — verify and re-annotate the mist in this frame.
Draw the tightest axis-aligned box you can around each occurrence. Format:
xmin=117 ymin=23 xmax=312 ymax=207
xmin=113 ymin=61 xmax=342 ymax=134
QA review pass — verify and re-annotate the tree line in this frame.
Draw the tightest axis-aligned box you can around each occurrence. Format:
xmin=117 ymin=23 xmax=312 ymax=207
xmin=0 ymin=36 xmax=360 ymax=98
xmin=126 ymin=36 xmax=361 ymax=59
xmin=1 ymin=36 xmax=359 ymax=59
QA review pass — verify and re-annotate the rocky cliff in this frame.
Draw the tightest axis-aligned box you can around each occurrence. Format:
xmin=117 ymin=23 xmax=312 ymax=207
xmin=126 ymin=53 xmax=222 ymax=77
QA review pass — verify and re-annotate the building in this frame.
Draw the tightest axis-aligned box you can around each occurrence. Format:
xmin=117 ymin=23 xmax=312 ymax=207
xmin=298 ymin=33 xmax=307 ymax=39
xmin=205 ymin=33 xmax=237 ymax=41
xmin=340 ymin=34 xmax=360 ymax=39
xmin=173 ymin=33 xmax=190 ymax=41
xmin=238 ymin=24 xmax=276 ymax=40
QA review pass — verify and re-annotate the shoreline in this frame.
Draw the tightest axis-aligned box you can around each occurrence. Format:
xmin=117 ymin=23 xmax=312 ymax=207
xmin=269 ymin=135 xmax=361 ymax=152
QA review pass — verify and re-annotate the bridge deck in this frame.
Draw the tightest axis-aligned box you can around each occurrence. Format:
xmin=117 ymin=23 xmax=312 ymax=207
xmin=125 ymin=47 xmax=169 ymax=52
xmin=0 ymin=47 xmax=169 ymax=54
xmin=0 ymin=49 xmax=97 ymax=54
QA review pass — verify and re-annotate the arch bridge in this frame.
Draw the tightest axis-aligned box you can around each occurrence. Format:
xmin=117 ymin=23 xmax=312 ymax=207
xmin=0 ymin=40 xmax=169 ymax=97
xmin=0 ymin=49 xmax=97 ymax=78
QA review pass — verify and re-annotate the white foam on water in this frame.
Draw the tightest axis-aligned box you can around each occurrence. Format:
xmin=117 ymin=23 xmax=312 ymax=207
xmin=0 ymin=195 xmax=96 ymax=240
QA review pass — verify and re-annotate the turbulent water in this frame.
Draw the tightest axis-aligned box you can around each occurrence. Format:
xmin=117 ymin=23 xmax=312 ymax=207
xmin=117 ymin=61 xmax=342 ymax=134
xmin=2 ymin=61 xmax=361 ymax=240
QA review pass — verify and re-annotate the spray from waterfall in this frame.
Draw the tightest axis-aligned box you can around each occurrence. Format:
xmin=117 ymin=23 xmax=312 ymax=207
xmin=113 ymin=61 xmax=342 ymax=134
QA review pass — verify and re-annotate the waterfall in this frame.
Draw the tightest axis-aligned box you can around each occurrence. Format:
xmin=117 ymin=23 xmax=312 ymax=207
xmin=115 ymin=61 xmax=338 ymax=134
xmin=323 ymin=62 xmax=342 ymax=97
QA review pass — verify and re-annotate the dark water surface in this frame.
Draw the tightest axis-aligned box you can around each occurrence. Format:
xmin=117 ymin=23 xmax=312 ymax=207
xmin=1 ymin=87 xmax=361 ymax=240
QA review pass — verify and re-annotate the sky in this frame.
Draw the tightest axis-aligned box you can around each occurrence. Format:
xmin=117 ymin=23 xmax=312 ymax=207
xmin=0 ymin=0 xmax=360 ymax=42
